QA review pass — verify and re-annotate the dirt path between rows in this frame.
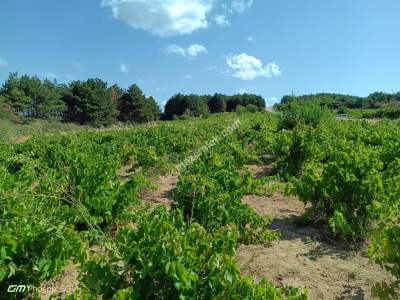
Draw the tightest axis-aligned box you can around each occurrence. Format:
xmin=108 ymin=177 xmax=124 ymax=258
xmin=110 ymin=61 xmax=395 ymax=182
xmin=40 ymin=164 xmax=390 ymax=299
xmin=237 ymin=167 xmax=391 ymax=299
xmin=40 ymin=264 xmax=79 ymax=299
xmin=137 ymin=165 xmax=390 ymax=299
xmin=129 ymin=164 xmax=391 ymax=299
xmin=139 ymin=174 xmax=178 ymax=206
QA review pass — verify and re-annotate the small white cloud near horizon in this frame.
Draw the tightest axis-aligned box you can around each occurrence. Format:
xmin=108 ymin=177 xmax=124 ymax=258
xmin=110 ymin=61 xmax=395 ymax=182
xmin=184 ymin=74 xmax=193 ymax=79
xmin=247 ymin=36 xmax=254 ymax=42
xmin=214 ymin=14 xmax=231 ymax=27
xmin=231 ymin=0 xmax=254 ymax=14
xmin=226 ymin=53 xmax=282 ymax=80
xmin=120 ymin=63 xmax=130 ymax=73
xmin=101 ymin=0 xmax=211 ymax=37
xmin=165 ymin=44 xmax=207 ymax=58
xmin=0 ymin=57 xmax=9 ymax=67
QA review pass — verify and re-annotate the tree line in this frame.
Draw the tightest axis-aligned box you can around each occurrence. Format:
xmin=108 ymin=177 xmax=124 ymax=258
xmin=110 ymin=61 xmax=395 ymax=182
xmin=163 ymin=93 xmax=265 ymax=120
xmin=275 ymin=92 xmax=400 ymax=111
xmin=0 ymin=72 xmax=266 ymax=126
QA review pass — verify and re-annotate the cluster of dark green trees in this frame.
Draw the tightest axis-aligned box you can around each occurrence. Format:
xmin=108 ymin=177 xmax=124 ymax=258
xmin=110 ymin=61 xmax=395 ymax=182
xmin=0 ymin=73 xmax=160 ymax=126
xmin=0 ymin=73 xmax=267 ymax=125
xmin=163 ymin=93 xmax=266 ymax=120
xmin=276 ymin=92 xmax=400 ymax=110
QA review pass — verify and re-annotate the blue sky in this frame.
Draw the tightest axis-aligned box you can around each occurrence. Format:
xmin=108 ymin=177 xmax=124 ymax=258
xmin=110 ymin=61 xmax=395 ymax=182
xmin=0 ymin=0 xmax=399 ymax=107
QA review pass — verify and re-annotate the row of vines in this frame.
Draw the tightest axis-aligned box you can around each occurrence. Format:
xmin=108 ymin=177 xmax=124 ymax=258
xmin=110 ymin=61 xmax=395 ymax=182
xmin=0 ymin=110 xmax=399 ymax=299
xmin=0 ymin=114 xmax=306 ymax=299
xmin=272 ymin=106 xmax=400 ymax=298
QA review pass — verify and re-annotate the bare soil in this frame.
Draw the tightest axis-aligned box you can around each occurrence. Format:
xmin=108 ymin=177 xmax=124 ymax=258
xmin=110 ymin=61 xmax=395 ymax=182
xmin=39 ymin=163 xmax=390 ymax=300
xmin=238 ymin=190 xmax=391 ymax=299
xmin=138 ymin=174 xmax=178 ymax=206
xmin=39 ymin=263 xmax=79 ymax=299
xmin=244 ymin=164 xmax=274 ymax=178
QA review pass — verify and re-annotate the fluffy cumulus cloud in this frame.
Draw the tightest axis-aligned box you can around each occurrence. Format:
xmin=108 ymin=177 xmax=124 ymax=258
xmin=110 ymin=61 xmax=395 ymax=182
xmin=120 ymin=62 xmax=130 ymax=73
xmin=214 ymin=14 xmax=230 ymax=27
xmin=0 ymin=56 xmax=8 ymax=67
xmin=165 ymin=44 xmax=207 ymax=58
xmin=101 ymin=0 xmax=212 ymax=37
xmin=231 ymin=0 xmax=254 ymax=14
xmin=226 ymin=53 xmax=281 ymax=80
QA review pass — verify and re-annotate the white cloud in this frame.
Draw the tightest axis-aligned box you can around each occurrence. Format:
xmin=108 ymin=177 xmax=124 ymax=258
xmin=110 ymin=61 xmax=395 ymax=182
xmin=0 ymin=57 xmax=8 ymax=67
xmin=101 ymin=0 xmax=211 ymax=37
xmin=247 ymin=36 xmax=254 ymax=42
xmin=184 ymin=74 xmax=193 ymax=79
xmin=165 ymin=45 xmax=186 ymax=56
xmin=165 ymin=43 xmax=207 ymax=58
xmin=231 ymin=0 xmax=254 ymax=14
xmin=187 ymin=44 xmax=208 ymax=57
xmin=266 ymin=62 xmax=282 ymax=77
xmin=226 ymin=53 xmax=282 ymax=80
xmin=120 ymin=62 xmax=130 ymax=73
xmin=156 ymin=87 xmax=168 ymax=92
xmin=214 ymin=14 xmax=230 ymax=27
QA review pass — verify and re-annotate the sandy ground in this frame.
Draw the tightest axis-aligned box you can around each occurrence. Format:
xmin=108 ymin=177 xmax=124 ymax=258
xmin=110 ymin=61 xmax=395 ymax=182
xmin=138 ymin=174 xmax=178 ymax=206
xmin=39 ymin=263 xmax=79 ymax=299
xmin=39 ymin=163 xmax=390 ymax=299
xmin=238 ymin=190 xmax=391 ymax=300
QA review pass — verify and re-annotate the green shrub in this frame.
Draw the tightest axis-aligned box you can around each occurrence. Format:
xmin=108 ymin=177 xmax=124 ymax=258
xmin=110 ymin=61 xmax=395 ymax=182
xmin=278 ymin=102 xmax=333 ymax=130
xmin=70 ymin=207 xmax=306 ymax=299
xmin=292 ymin=142 xmax=385 ymax=240
xmin=172 ymin=153 xmax=277 ymax=245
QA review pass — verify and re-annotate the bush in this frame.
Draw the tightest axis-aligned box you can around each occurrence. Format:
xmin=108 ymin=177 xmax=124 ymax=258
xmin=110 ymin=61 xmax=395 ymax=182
xmin=272 ymin=124 xmax=334 ymax=177
xmin=164 ymin=94 xmax=209 ymax=120
xmin=292 ymin=142 xmax=385 ymax=240
xmin=278 ymin=102 xmax=333 ymax=130
xmin=368 ymin=159 xmax=400 ymax=298
xmin=69 ymin=207 xmax=306 ymax=299
xmin=235 ymin=105 xmax=247 ymax=115
xmin=172 ymin=154 xmax=277 ymax=245
xmin=363 ymin=108 xmax=400 ymax=119
xmin=369 ymin=221 xmax=400 ymax=299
